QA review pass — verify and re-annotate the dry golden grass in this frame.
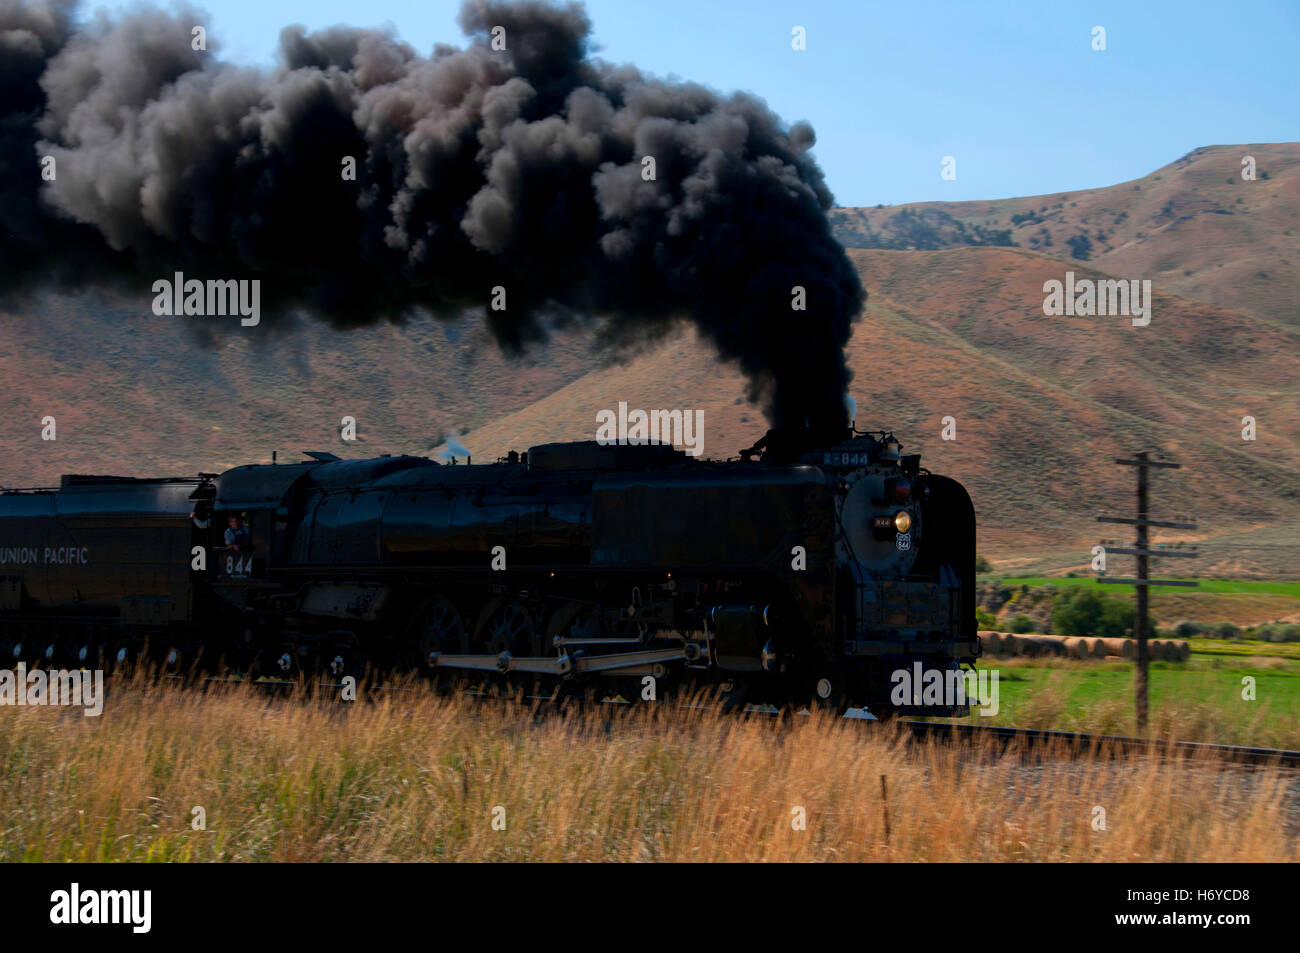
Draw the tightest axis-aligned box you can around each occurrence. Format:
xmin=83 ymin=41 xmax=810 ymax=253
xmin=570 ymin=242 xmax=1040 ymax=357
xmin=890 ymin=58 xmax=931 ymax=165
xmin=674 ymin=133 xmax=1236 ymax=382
xmin=1 ymin=673 xmax=1296 ymax=862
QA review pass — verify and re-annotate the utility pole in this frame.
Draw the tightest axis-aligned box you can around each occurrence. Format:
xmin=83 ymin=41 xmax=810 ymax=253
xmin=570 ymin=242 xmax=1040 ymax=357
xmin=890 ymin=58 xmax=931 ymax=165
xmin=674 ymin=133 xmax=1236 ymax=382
xmin=1097 ymin=452 xmax=1198 ymax=734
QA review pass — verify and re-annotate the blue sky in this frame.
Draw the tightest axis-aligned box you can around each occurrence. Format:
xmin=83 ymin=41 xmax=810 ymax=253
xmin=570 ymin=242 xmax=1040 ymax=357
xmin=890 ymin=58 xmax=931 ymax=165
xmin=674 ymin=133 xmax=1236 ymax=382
xmin=96 ymin=0 xmax=1298 ymax=207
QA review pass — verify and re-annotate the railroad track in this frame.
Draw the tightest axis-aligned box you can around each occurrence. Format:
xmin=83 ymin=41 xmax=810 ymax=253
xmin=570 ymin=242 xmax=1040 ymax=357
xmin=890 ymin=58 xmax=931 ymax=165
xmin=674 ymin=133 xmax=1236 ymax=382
xmin=891 ymin=719 xmax=1300 ymax=769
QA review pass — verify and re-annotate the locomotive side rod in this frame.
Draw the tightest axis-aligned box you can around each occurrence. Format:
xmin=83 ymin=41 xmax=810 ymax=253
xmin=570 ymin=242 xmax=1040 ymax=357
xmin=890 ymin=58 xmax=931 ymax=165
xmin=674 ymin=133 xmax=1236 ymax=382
xmin=426 ymin=646 xmax=691 ymax=677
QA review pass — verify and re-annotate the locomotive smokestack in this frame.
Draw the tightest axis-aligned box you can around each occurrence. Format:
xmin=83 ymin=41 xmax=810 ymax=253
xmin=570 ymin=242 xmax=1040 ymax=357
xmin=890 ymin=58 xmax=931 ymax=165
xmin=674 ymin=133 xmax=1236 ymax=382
xmin=0 ymin=0 xmax=864 ymax=429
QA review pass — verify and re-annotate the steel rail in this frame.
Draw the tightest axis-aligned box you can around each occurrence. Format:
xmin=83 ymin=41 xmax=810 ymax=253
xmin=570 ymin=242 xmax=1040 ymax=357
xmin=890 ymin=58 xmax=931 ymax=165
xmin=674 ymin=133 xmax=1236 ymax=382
xmin=892 ymin=719 xmax=1300 ymax=768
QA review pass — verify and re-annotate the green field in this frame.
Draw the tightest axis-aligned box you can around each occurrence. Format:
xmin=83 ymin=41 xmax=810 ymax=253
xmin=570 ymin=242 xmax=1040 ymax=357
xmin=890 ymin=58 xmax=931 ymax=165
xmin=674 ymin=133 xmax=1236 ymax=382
xmin=989 ymin=576 xmax=1300 ymax=597
xmin=958 ymin=656 xmax=1300 ymax=748
xmin=1189 ymin=638 xmax=1300 ymax=660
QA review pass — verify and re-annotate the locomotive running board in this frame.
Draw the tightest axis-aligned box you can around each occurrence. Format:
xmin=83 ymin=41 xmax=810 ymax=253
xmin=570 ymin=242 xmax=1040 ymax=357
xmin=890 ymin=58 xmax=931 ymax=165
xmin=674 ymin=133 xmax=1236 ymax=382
xmin=428 ymin=646 xmax=690 ymax=677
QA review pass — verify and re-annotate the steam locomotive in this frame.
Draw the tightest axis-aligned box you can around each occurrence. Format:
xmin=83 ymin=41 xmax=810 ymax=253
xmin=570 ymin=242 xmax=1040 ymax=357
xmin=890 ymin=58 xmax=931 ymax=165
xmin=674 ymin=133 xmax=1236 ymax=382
xmin=0 ymin=427 xmax=979 ymax=714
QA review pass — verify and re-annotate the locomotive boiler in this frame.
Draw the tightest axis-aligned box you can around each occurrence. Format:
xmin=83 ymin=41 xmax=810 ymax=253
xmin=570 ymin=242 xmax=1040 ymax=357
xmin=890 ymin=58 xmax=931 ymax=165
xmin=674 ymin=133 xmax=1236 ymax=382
xmin=0 ymin=426 xmax=980 ymax=714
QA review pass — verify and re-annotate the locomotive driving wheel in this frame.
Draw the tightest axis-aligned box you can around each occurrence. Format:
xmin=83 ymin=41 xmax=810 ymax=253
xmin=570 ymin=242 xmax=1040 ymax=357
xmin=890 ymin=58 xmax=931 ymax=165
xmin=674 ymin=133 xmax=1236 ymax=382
xmin=548 ymin=602 xmax=629 ymax=703
xmin=474 ymin=601 xmax=536 ymax=656
xmin=406 ymin=596 xmax=467 ymax=693
xmin=471 ymin=601 xmax=539 ymax=699
xmin=559 ymin=606 xmax=601 ymax=642
xmin=410 ymin=596 xmax=468 ymax=668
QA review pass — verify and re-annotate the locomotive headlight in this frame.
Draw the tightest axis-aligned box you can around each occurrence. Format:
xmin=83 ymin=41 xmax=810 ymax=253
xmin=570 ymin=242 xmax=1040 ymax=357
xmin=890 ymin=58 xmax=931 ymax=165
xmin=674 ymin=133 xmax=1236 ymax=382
xmin=893 ymin=510 xmax=912 ymax=533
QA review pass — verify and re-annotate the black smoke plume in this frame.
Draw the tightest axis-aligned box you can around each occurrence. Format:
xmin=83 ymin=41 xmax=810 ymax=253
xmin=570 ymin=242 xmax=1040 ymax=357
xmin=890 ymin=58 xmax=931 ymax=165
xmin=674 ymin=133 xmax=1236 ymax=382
xmin=0 ymin=0 xmax=864 ymax=429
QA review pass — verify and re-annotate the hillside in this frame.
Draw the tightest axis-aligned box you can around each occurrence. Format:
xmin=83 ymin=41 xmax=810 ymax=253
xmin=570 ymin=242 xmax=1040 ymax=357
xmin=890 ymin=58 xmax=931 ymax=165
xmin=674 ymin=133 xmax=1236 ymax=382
xmin=0 ymin=294 xmax=598 ymax=480
xmin=1 ymin=144 xmax=1296 ymax=576
xmin=831 ymin=143 xmax=1300 ymax=328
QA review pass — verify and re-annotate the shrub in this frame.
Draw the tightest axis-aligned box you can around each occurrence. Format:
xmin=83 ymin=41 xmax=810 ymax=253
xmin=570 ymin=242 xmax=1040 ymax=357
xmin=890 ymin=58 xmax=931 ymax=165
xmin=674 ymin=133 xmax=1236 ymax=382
xmin=976 ymin=608 xmax=998 ymax=630
xmin=1215 ymin=622 xmax=1242 ymax=640
xmin=974 ymin=555 xmax=993 ymax=573
xmin=1009 ymin=614 xmax=1036 ymax=634
xmin=1170 ymin=616 xmax=1237 ymax=639
xmin=1049 ymin=587 xmax=1150 ymax=638
xmin=1253 ymin=623 xmax=1300 ymax=643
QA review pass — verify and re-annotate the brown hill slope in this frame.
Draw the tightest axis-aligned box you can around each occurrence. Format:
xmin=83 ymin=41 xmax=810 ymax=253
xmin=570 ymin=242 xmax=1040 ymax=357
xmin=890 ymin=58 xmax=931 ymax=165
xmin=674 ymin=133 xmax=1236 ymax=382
xmin=832 ymin=143 xmax=1300 ymax=327
xmin=0 ymin=294 xmax=597 ymax=482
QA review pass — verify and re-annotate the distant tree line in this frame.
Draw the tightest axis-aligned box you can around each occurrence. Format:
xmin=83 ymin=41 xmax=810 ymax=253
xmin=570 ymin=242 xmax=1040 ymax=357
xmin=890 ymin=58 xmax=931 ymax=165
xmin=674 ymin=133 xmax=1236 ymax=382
xmin=831 ymin=208 xmax=1016 ymax=251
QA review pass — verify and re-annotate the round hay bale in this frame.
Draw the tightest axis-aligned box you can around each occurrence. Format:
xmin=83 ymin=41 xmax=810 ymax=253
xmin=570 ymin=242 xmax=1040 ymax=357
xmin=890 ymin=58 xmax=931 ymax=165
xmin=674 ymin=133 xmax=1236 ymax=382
xmin=1062 ymin=637 xmax=1091 ymax=660
xmin=1085 ymin=637 xmax=1107 ymax=658
xmin=1147 ymin=639 xmax=1176 ymax=662
xmin=1102 ymin=637 xmax=1136 ymax=660
xmin=979 ymin=631 xmax=1001 ymax=655
xmin=1177 ymin=640 xmax=1191 ymax=661
xmin=1028 ymin=635 xmax=1058 ymax=657
xmin=1000 ymin=634 xmax=1020 ymax=656
xmin=1022 ymin=635 xmax=1066 ymax=657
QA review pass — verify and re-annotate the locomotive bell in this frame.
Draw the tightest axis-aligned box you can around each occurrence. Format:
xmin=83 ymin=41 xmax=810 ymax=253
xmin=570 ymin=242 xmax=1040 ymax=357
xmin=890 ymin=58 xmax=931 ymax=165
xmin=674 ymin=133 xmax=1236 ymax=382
xmin=880 ymin=440 xmax=901 ymax=462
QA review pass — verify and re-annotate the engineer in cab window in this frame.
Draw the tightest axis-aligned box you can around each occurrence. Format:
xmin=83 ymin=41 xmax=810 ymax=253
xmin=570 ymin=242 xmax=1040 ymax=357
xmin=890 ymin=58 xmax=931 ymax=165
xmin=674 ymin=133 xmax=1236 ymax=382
xmin=224 ymin=514 xmax=251 ymax=552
